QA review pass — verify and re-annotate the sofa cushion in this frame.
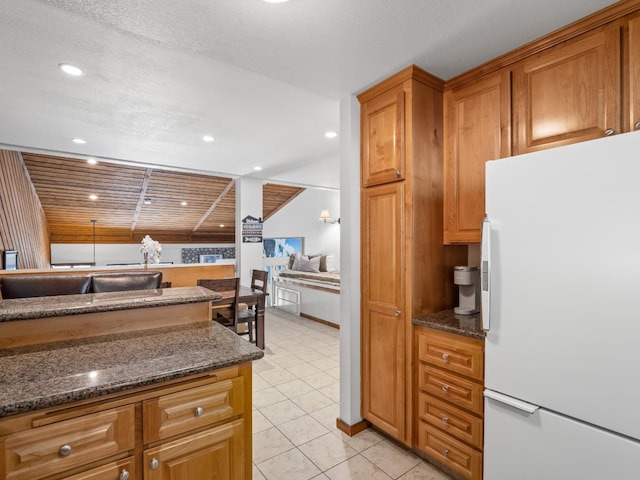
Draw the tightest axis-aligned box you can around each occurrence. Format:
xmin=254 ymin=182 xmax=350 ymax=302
xmin=0 ymin=274 xmax=92 ymax=299
xmin=90 ymin=271 xmax=163 ymax=293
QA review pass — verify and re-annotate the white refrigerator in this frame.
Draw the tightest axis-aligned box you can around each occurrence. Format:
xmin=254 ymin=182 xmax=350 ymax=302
xmin=481 ymin=131 xmax=640 ymax=479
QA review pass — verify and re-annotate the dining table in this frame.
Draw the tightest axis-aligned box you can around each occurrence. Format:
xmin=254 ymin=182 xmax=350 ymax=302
xmin=211 ymin=285 xmax=266 ymax=349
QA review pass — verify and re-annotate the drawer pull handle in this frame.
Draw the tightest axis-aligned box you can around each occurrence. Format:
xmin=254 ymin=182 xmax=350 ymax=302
xmin=604 ymin=128 xmax=616 ymax=136
xmin=442 ymin=353 xmax=449 ymax=360
xmin=395 ymin=170 xmax=401 ymax=177
xmin=150 ymin=458 xmax=160 ymax=470
xmin=442 ymin=416 xmax=449 ymax=424
xmin=119 ymin=469 xmax=130 ymax=480
xmin=58 ymin=444 xmax=72 ymax=457
xmin=442 ymin=385 xmax=449 ymax=393
xmin=635 ymin=121 xmax=640 ymax=131
xmin=442 ymin=449 xmax=449 ymax=457
xmin=195 ymin=406 xmax=205 ymax=417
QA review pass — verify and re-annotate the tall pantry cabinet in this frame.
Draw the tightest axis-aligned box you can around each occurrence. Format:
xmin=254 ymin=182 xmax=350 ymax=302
xmin=358 ymin=66 xmax=467 ymax=445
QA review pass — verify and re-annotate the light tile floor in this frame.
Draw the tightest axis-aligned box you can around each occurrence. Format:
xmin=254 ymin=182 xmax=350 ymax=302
xmin=252 ymin=307 xmax=453 ymax=480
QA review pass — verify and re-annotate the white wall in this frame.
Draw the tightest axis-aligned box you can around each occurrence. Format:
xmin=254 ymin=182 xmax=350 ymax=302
xmin=338 ymin=95 xmax=362 ymax=427
xmin=50 ymin=243 xmax=234 ymax=266
xmin=263 ymin=187 xmax=340 ymax=266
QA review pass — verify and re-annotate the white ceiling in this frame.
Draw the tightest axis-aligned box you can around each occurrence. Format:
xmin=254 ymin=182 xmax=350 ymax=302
xmin=0 ymin=0 xmax=618 ymax=189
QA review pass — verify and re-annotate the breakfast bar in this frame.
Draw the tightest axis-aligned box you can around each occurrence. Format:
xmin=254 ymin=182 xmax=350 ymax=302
xmin=0 ymin=286 xmax=263 ymax=480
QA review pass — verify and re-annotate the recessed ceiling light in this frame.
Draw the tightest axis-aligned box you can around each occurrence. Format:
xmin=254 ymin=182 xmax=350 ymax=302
xmin=72 ymin=138 xmax=87 ymax=144
xmin=219 ymin=224 xmax=225 ymax=228
xmin=87 ymin=158 xmax=97 ymax=165
xmin=253 ymin=166 xmax=262 ymax=171
xmin=89 ymin=194 xmax=98 ymax=201
xmin=181 ymin=201 xmax=188 ymax=206
xmin=59 ymin=63 xmax=84 ymax=76
xmin=264 ymin=0 xmax=288 ymax=3
xmin=203 ymin=135 xmax=215 ymax=142
xmin=144 ymin=198 xmax=152 ymax=205
xmin=325 ymin=131 xmax=338 ymax=139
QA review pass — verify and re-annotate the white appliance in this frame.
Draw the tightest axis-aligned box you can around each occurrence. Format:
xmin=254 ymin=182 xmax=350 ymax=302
xmin=481 ymin=131 xmax=640 ymax=479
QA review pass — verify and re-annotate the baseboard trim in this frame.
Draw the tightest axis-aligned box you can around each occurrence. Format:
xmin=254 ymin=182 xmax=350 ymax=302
xmin=300 ymin=312 xmax=339 ymax=329
xmin=336 ymin=418 xmax=370 ymax=436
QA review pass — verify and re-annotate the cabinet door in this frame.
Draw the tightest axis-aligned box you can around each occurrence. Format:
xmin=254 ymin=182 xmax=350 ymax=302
xmin=144 ymin=419 xmax=244 ymax=480
xmin=628 ymin=15 xmax=640 ymax=132
xmin=513 ymin=24 xmax=620 ymax=154
xmin=361 ymin=182 xmax=406 ymax=441
xmin=361 ymin=85 xmax=405 ymax=186
xmin=443 ymin=71 xmax=511 ymax=244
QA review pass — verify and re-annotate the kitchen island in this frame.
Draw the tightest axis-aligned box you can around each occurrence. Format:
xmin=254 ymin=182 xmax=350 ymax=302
xmin=0 ymin=287 xmax=264 ymax=480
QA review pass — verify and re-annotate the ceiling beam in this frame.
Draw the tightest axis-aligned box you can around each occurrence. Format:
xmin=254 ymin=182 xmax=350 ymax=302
xmin=193 ymin=179 xmax=235 ymax=232
xmin=130 ymin=169 xmax=153 ymax=236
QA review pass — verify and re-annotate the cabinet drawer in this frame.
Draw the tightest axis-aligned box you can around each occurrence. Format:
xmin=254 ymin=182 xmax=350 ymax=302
xmin=417 ymin=328 xmax=484 ymax=380
xmin=418 ymin=393 xmax=483 ymax=449
xmin=144 ymin=377 xmax=244 ymax=443
xmin=418 ymin=364 xmax=483 ymax=413
xmin=65 ymin=456 xmax=135 ymax=480
xmin=418 ymin=422 xmax=482 ymax=480
xmin=2 ymin=405 xmax=135 ymax=480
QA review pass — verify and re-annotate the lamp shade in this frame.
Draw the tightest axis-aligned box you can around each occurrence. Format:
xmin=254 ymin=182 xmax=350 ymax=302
xmin=319 ymin=209 xmax=332 ymax=221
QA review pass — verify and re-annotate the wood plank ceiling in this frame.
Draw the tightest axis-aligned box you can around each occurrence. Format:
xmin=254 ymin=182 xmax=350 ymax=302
xmin=21 ymin=153 xmax=305 ymax=244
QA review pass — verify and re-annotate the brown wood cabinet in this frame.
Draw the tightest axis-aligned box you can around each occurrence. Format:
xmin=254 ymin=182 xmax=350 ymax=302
xmin=628 ymin=14 xmax=640 ymax=133
xmin=0 ymin=366 xmax=252 ymax=480
xmin=143 ymin=420 xmax=244 ymax=480
xmin=361 ymin=84 xmax=406 ymax=186
xmin=415 ymin=327 xmax=484 ymax=480
xmin=513 ymin=23 xmax=621 ymax=154
xmin=443 ymin=71 xmax=511 ymax=244
xmin=359 ymin=66 xmax=467 ymax=445
xmin=442 ymin=2 xmax=640 ymax=244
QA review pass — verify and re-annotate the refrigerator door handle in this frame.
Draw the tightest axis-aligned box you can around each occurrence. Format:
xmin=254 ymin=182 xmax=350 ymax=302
xmin=484 ymin=389 xmax=540 ymax=414
xmin=481 ymin=215 xmax=491 ymax=331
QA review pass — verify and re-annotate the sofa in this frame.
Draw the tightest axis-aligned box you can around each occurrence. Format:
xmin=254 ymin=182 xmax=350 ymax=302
xmin=0 ymin=271 xmax=163 ymax=299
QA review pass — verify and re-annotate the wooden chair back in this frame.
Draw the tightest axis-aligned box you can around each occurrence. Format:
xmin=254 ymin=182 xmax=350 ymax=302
xmin=250 ymin=269 xmax=268 ymax=292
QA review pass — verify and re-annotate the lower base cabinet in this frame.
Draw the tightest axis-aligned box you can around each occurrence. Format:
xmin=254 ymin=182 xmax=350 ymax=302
xmin=144 ymin=420 xmax=244 ymax=480
xmin=0 ymin=365 xmax=252 ymax=480
xmin=414 ymin=326 xmax=485 ymax=480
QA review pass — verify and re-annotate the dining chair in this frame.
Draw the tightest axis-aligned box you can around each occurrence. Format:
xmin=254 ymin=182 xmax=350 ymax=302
xmin=197 ymin=277 xmax=254 ymax=343
xmin=251 ymin=269 xmax=268 ymax=293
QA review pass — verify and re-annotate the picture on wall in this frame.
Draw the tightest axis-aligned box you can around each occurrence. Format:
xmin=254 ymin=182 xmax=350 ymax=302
xmin=263 ymin=237 xmax=304 ymax=258
xmin=3 ymin=250 xmax=18 ymax=270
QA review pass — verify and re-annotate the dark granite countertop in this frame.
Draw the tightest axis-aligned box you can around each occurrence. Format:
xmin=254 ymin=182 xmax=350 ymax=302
xmin=413 ymin=309 xmax=485 ymax=339
xmin=0 ymin=321 xmax=264 ymax=418
xmin=0 ymin=286 xmax=222 ymax=322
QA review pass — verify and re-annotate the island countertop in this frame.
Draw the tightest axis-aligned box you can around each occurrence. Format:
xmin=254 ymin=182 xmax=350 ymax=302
xmin=0 ymin=286 xmax=222 ymax=322
xmin=0 ymin=320 xmax=264 ymax=418
xmin=413 ymin=309 xmax=485 ymax=339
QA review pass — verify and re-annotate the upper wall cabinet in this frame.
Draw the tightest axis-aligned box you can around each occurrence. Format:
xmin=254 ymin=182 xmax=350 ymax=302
xmin=513 ymin=24 xmax=621 ymax=154
xmin=627 ymin=14 xmax=640 ymax=132
xmin=443 ymin=70 xmax=511 ymax=244
xmin=361 ymin=84 xmax=406 ymax=186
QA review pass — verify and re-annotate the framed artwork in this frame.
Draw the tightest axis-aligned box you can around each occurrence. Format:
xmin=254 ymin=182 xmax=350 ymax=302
xmin=263 ymin=237 xmax=304 ymax=258
xmin=199 ymin=254 xmax=223 ymax=263
xmin=3 ymin=250 xmax=18 ymax=270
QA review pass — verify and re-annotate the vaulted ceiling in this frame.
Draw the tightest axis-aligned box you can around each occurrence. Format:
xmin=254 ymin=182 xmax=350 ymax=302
xmin=21 ymin=154 xmax=304 ymax=244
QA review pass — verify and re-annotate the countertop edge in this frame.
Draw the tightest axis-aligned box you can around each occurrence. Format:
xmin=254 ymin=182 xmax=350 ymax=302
xmin=0 ymin=286 xmax=222 ymax=322
xmin=412 ymin=309 xmax=485 ymax=339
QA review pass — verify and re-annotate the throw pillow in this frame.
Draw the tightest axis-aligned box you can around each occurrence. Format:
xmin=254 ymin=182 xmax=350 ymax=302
xmin=298 ymin=255 xmax=321 ymax=273
xmin=292 ymin=253 xmax=308 ymax=271
xmin=325 ymin=255 xmax=337 ymax=272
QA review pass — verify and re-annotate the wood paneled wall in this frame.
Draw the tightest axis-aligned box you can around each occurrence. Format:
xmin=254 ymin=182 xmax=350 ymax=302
xmin=0 ymin=150 xmax=50 ymax=269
